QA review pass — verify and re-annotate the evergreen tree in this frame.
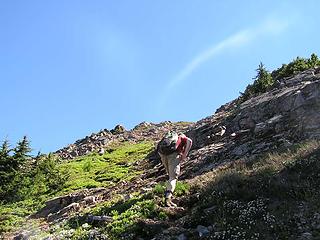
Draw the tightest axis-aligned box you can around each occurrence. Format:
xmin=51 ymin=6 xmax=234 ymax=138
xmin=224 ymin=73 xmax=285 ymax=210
xmin=34 ymin=153 xmax=68 ymax=193
xmin=0 ymin=139 xmax=11 ymax=195
xmin=12 ymin=136 xmax=32 ymax=170
xmin=241 ymin=62 xmax=274 ymax=101
xmin=0 ymin=139 xmax=11 ymax=170
xmin=0 ymin=137 xmax=69 ymax=202
xmin=253 ymin=62 xmax=274 ymax=93
xmin=307 ymin=53 xmax=320 ymax=68
xmin=0 ymin=139 xmax=10 ymax=156
xmin=0 ymin=139 xmax=14 ymax=201
xmin=288 ymin=57 xmax=309 ymax=74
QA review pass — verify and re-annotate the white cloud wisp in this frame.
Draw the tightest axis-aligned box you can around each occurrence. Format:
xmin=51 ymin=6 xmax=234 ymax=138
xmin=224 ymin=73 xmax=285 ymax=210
xmin=167 ymin=18 xmax=290 ymax=90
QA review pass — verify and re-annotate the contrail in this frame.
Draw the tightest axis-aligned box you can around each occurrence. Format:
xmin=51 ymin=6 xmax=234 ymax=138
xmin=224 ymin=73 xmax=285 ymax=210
xmin=167 ymin=17 xmax=290 ymax=90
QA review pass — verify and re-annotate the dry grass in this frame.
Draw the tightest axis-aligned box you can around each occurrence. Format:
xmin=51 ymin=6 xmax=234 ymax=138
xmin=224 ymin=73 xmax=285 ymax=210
xmin=189 ymin=140 xmax=320 ymax=191
xmin=183 ymin=140 xmax=320 ymax=239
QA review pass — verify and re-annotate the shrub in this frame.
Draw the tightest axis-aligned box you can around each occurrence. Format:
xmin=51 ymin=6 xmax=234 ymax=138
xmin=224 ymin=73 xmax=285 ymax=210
xmin=241 ymin=62 xmax=275 ymax=101
xmin=75 ymin=193 xmax=167 ymax=240
xmin=153 ymin=181 xmax=190 ymax=197
xmin=272 ymin=53 xmax=320 ymax=80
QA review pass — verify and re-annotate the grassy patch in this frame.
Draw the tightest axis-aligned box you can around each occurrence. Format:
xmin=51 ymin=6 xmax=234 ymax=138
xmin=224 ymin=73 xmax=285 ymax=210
xmin=63 ymin=192 xmax=167 ymax=240
xmin=153 ymin=181 xmax=190 ymax=197
xmin=0 ymin=142 xmax=154 ymax=235
xmin=0 ymin=199 xmax=44 ymax=234
xmin=58 ymin=142 xmax=154 ymax=193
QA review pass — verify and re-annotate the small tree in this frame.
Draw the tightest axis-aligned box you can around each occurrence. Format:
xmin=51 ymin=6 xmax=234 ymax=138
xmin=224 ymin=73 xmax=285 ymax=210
xmin=0 ymin=139 xmax=11 ymax=156
xmin=307 ymin=53 xmax=320 ymax=68
xmin=12 ymin=136 xmax=32 ymax=171
xmin=241 ymin=62 xmax=274 ymax=101
xmin=253 ymin=62 xmax=274 ymax=92
xmin=0 ymin=139 xmax=11 ymax=170
xmin=288 ymin=57 xmax=309 ymax=74
xmin=0 ymin=139 xmax=12 ymax=199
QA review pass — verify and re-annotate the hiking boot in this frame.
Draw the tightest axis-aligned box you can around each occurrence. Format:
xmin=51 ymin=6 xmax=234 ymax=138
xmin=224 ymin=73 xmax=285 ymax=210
xmin=165 ymin=197 xmax=177 ymax=208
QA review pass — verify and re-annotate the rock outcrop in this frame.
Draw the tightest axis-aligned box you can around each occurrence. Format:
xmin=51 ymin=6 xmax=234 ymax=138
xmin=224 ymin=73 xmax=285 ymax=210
xmin=181 ymin=67 xmax=320 ymax=178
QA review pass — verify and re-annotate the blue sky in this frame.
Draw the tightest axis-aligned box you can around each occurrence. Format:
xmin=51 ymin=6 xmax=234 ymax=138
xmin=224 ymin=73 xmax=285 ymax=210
xmin=1 ymin=1 xmax=320 ymax=154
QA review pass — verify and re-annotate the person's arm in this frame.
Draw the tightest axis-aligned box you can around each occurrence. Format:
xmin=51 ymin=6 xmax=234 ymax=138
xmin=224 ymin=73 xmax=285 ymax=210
xmin=180 ymin=137 xmax=192 ymax=160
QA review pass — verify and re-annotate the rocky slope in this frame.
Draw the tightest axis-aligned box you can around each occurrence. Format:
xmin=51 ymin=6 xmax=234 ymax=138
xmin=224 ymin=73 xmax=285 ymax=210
xmin=182 ymin=67 xmax=320 ymax=178
xmin=6 ymin=67 xmax=320 ymax=240
xmin=55 ymin=121 xmax=193 ymax=160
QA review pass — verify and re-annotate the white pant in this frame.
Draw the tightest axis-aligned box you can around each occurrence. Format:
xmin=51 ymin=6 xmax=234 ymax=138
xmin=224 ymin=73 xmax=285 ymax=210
xmin=159 ymin=152 xmax=181 ymax=198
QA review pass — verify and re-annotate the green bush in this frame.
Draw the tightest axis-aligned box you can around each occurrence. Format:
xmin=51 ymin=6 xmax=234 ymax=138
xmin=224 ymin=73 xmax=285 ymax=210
xmin=272 ymin=53 xmax=320 ymax=80
xmin=82 ymin=159 xmax=93 ymax=172
xmin=153 ymin=181 xmax=190 ymax=197
xmin=241 ymin=62 xmax=275 ymax=101
xmin=153 ymin=182 xmax=166 ymax=195
xmin=175 ymin=182 xmax=190 ymax=196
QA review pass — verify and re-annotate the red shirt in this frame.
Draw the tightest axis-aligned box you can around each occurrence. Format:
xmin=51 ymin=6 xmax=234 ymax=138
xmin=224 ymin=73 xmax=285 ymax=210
xmin=176 ymin=136 xmax=188 ymax=153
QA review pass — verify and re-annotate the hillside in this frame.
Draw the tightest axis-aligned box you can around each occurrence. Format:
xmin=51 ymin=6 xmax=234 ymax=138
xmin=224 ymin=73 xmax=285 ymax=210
xmin=1 ymin=62 xmax=320 ymax=239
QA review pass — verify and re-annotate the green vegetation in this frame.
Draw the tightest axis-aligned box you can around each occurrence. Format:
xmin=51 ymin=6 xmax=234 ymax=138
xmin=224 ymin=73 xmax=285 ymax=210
xmin=0 ymin=137 xmax=68 ymax=233
xmin=153 ymin=181 xmax=190 ymax=197
xmin=241 ymin=62 xmax=274 ymax=101
xmin=0 ymin=139 xmax=154 ymax=234
xmin=0 ymin=200 xmax=34 ymax=233
xmin=62 ymin=191 xmax=168 ymax=240
xmin=189 ymin=140 xmax=320 ymax=239
xmin=272 ymin=53 xmax=320 ymax=80
xmin=59 ymin=142 xmax=154 ymax=192
xmin=8 ymin=139 xmax=317 ymax=239
xmin=103 ymin=196 xmax=162 ymax=238
xmin=2 ymin=54 xmax=320 ymax=238
xmin=0 ymin=137 xmax=67 ymax=203
xmin=61 ymin=181 xmax=191 ymax=239
xmin=240 ymin=53 xmax=320 ymax=101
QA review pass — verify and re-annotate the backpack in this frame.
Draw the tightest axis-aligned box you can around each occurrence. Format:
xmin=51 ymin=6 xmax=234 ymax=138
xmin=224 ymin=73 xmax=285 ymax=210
xmin=157 ymin=131 xmax=180 ymax=155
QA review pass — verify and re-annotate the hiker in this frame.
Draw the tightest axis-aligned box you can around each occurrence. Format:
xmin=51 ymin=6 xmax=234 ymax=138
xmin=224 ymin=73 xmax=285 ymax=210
xmin=157 ymin=131 xmax=192 ymax=207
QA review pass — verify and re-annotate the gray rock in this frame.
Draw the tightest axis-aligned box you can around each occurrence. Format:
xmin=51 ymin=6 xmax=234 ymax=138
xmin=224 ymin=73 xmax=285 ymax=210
xmin=14 ymin=232 xmax=29 ymax=240
xmin=43 ymin=237 xmax=53 ymax=240
xmin=232 ymin=143 xmax=250 ymax=156
xmin=111 ymin=124 xmax=126 ymax=134
xmin=177 ymin=233 xmax=187 ymax=240
xmin=163 ymin=229 xmax=170 ymax=234
xmin=299 ymin=232 xmax=313 ymax=240
xmin=238 ymin=117 xmax=255 ymax=130
xmin=267 ymin=114 xmax=283 ymax=125
xmin=98 ymin=148 xmax=105 ymax=155
xmin=203 ymin=206 xmax=217 ymax=215
xmin=87 ymin=215 xmax=113 ymax=222
xmin=207 ymin=225 xmax=214 ymax=231
xmin=254 ymin=122 xmax=267 ymax=135
xmin=196 ymin=225 xmax=210 ymax=237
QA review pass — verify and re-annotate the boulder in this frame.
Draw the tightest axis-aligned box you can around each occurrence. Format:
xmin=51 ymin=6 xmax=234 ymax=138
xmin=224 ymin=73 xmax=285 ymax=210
xmin=111 ymin=124 xmax=126 ymax=134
